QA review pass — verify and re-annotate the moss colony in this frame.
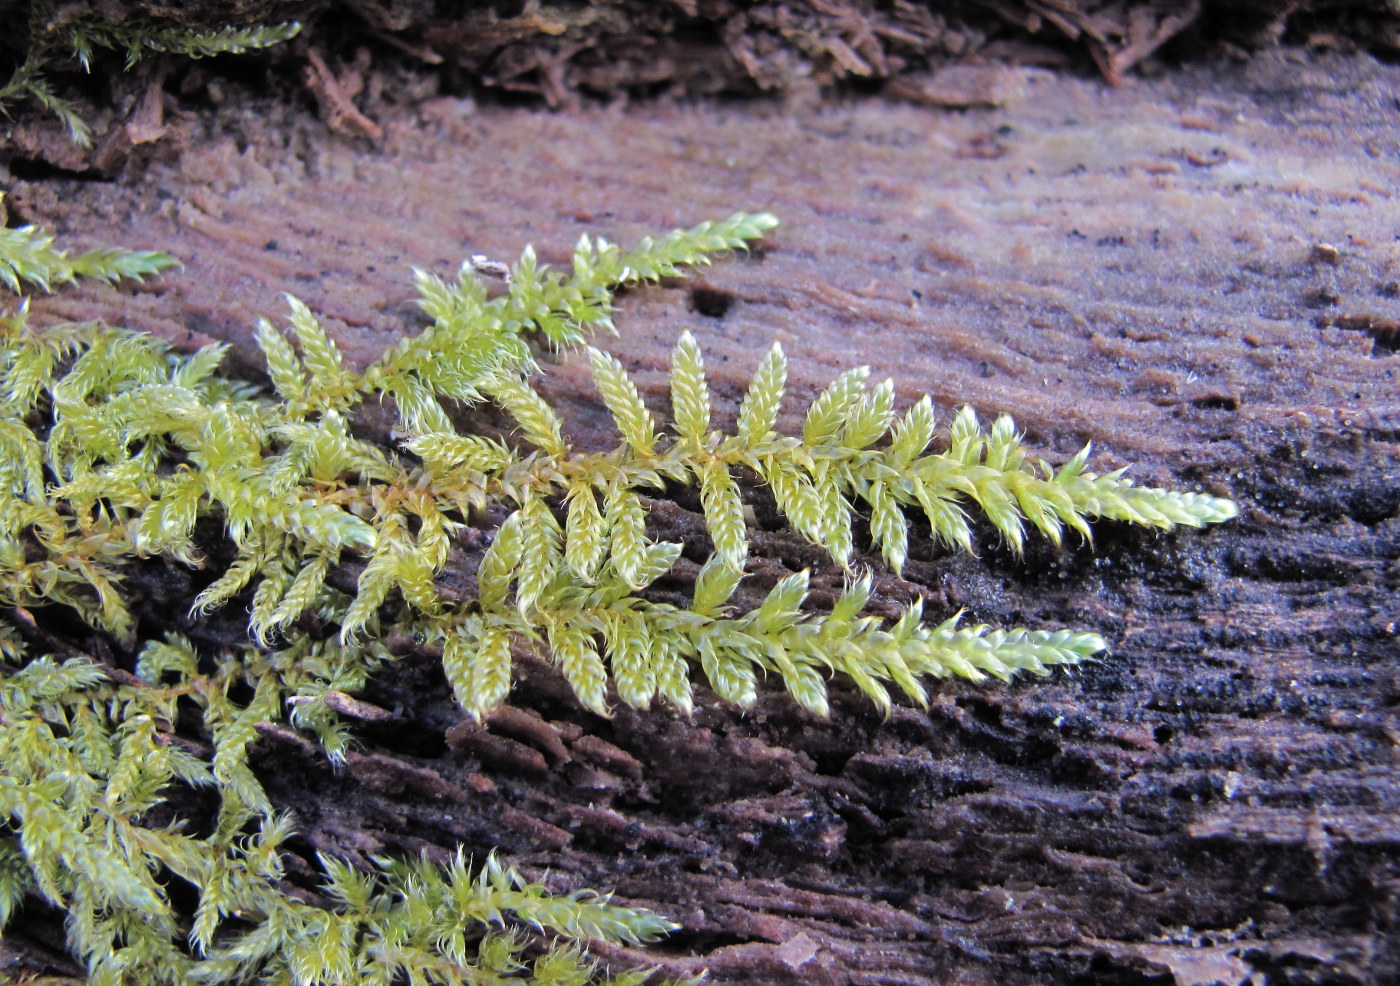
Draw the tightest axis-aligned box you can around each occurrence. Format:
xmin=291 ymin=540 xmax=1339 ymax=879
xmin=0 ymin=212 xmax=1235 ymax=985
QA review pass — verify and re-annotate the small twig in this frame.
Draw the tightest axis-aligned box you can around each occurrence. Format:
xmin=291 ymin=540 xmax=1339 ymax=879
xmin=304 ymin=48 xmax=382 ymax=139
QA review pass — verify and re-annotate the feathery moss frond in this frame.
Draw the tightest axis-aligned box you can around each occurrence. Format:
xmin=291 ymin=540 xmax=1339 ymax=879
xmin=1 ymin=195 xmax=176 ymax=293
xmin=0 ymin=210 xmax=1234 ymax=986
xmin=0 ymin=638 xmax=693 ymax=986
xmin=362 ymin=214 xmax=777 ymax=436
xmin=589 ymin=347 xmax=657 ymax=457
xmin=90 ymin=22 xmax=303 ymax=69
xmin=427 ymin=284 xmax=1230 ymax=715
xmin=617 ymin=212 xmax=780 ymax=283
xmin=2 ymin=10 xmax=299 ymax=145
xmin=670 ymin=331 xmax=711 ymax=447
xmin=736 ymin=341 xmax=787 ymax=445
xmin=0 ymin=211 xmax=1235 ymax=718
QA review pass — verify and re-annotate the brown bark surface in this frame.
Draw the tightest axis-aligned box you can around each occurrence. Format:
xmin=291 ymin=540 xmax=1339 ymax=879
xmin=5 ymin=46 xmax=1400 ymax=986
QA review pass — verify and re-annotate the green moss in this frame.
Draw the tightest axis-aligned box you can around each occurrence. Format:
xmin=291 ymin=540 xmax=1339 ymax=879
xmin=0 ymin=5 xmax=299 ymax=146
xmin=0 ymin=211 xmax=1235 ymax=984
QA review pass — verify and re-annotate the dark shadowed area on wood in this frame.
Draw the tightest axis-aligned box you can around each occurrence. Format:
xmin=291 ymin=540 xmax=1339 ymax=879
xmin=2 ymin=4 xmax=1399 ymax=985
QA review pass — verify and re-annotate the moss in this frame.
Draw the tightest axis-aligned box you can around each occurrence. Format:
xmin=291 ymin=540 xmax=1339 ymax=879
xmin=0 ymin=4 xmax=299 ymax=146
xmin=0 ymin=211 xmax=1234 ymax=984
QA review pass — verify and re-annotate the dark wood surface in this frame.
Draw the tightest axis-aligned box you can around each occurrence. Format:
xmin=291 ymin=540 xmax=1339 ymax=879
xmin=7 ymin=48 xmax=1399 ymax=985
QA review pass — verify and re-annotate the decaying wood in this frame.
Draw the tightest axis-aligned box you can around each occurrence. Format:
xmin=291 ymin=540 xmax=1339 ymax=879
xmin=4 ymin=46 xmax=1399 ymax=986
xmin=304 ymin=47 xmax=383 ymax=139
xmin=5 ymin=0 xmax=1400 ymax=119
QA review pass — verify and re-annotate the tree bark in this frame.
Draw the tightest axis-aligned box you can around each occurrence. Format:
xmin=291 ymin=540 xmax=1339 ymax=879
xmin=5 ymin=46 xmax=1399 ymax=986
